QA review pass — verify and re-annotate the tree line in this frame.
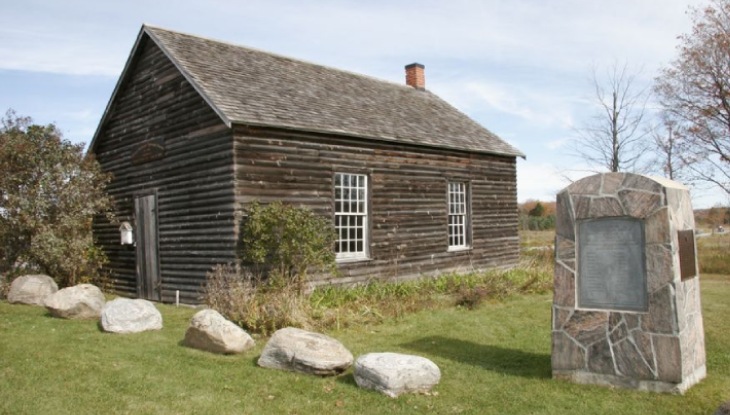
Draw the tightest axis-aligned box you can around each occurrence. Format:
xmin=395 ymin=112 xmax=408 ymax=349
xmin=519 ymin=200 xmax=556 ymax=231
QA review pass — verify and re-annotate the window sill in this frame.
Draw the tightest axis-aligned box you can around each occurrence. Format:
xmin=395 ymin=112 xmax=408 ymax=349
xmin=447 ymin=246 xmax=472 ymax=253
xmin=336 ymin=255 xmax=371 ymax=264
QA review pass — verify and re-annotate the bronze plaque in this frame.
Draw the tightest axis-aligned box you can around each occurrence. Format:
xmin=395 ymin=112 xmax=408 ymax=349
xmin=678 ymin=229 xmax=697 ymax=280
xmin=577 ymin=217 xmax=647 ymax=312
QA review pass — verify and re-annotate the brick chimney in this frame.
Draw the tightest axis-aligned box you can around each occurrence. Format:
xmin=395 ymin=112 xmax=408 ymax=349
xmin=405 ymin=63 xmax=425 ymax=90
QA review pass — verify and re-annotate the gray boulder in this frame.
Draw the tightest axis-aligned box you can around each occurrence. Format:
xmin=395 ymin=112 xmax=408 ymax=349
xmin=184 ymin=309 xmax=255 ymax=354
xmin=100 ymin=298 xmax=163 ymax=333
xmin=354 ymin=352 xmax=441 ymax=398
xmin=716 ymin=401 xmax=730 ymax=415
xmin=258 ymin=327 xmax=353 ymax=376
xmin=7 ymin=274 xmax=58 ymax=306
xmin=45 ymin=284 xmax=105 ymax=319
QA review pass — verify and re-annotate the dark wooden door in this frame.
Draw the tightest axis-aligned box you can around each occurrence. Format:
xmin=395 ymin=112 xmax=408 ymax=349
xmin=135 ymin=193 xmax=161 ymax=301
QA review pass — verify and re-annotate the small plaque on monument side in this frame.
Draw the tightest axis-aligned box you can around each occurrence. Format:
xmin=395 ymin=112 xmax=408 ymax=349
xmin=577 ymin=217 xmax=647 ymax=312
xmin=678 ymin=229 xmax=697 ymax=281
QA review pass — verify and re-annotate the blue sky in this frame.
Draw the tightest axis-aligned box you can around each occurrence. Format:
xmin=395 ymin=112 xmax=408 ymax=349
xmin=1 ymin=0 xmax=726 ymax=208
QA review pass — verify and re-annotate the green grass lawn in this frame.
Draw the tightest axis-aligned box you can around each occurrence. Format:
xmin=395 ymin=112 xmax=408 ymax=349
xmin=2 ymin=275 xmax=729 ymax=415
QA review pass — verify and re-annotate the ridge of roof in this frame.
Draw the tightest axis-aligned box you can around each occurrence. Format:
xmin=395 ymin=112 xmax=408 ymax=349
xmin=144 ymin=24 xmax=414 ymax=92
xmin=92 ymin=25 xmax=525 ymax=159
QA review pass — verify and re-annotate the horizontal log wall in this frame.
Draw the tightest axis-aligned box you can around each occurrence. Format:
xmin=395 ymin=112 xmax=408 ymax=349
xmin=93 ymin=37 xmax=236 ymax=303
xmin=234 ymin=127 xmax=519 ymax=286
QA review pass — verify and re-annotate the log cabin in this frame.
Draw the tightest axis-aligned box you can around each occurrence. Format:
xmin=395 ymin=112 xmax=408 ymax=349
xmin=90 ymin=25 xmax=525 ymax=303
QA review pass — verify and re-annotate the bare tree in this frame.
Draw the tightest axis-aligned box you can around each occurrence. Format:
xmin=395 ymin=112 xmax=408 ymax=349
xmin=648 ymin=113 xmax=686 ymax=181
xmin=655 ymin=0 xmax=730 ymax=195
xmin=572 ymin=62 xmax=650 ymax=173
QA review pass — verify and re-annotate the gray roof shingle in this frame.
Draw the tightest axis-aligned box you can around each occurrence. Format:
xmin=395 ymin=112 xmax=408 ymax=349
xmin=101 ymin=25 xmax=524 ymax=158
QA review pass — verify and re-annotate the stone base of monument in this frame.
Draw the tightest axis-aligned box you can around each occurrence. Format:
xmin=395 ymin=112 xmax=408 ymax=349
xmin=551 ymin=173 xmax=706 ymax=394
xmin=553 ymin=366 xmax=706 ymax=394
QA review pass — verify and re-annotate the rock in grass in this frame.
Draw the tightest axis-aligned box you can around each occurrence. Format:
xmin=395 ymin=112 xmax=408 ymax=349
xmin=7 ymin=274 xmax=58 ymax=306
xmin=184 ymin=309 xmax=255 ymax=354
xmin=258 ymin=327 xmax=353 ymax=376
xmin=354 ymin=352 xmax=441 ymax=398
xmin=100 ymin=298 xmax=162 ymax=333
xmin=716 ymin=401 xmax=730 ymax=415
xmin=44 ymin=284 xmax=105 ymax=319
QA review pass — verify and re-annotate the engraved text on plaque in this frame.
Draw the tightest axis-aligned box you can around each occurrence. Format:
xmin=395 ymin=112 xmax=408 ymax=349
xmin=577 ymin=217 xmax=647 ymax=312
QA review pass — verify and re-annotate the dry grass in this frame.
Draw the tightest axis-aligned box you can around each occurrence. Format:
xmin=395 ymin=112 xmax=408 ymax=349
xmin=204 ymin=246 xmax=554 ymax=335
xmin=520 ymin=229 xmax=555 ymax=250
xmin=203 ymin=264 xmax=311 ymax=336
xmin=698 ymin=233 xmax=730 ymax=275
xmin=311 ymin=253 xmax=553 ymax=328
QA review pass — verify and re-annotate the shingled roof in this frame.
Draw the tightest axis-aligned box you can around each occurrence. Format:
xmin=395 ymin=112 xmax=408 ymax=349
xmin=93 ymin=25 xmax=524 ymax=158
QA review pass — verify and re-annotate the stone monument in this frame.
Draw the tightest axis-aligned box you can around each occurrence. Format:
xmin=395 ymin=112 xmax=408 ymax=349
xmin=551 ymin=173 xmax=705 ymax=393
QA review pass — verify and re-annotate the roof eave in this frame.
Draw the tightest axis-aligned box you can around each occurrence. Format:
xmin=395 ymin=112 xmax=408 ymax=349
xmin=88 ymin=26 xmax=148 ymax=153
xmin=232 ymin=119 xmax=524 ymax=159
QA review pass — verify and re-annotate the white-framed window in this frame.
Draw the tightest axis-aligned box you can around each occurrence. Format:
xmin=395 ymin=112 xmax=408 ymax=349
xmin=334 ymin=173 xmax=368 ymax=260
xmin=448 ymin=181 xmax=469 ymax=250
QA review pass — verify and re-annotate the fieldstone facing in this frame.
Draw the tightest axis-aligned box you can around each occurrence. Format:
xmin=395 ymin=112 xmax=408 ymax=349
xmin=354 ymin=353 xmax=441 ymax=398
xmin=100 ymin=298 xmax=163 ymax=333
xmin=184 ymin=309 xmax=255 ymax=354
xmin=258 ymin=327 xmax=353 ymax=376
xmin=7 ymin=274 xmax=58 ymax=306
xmin=44 ymin=284 xmax=105 ymax=319
xmin=552 ymin=173 xmax=706 ymax=394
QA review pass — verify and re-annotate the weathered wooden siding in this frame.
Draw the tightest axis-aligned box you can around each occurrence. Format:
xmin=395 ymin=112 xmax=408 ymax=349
xmin=92 ymin=37 xmax=236 ymax=303
xmin=233 ymin=127 xmax=519 ymax=286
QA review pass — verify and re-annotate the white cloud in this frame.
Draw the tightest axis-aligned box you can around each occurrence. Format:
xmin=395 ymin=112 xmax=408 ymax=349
xmin=546 ymin=137 xmax=572 ymax=150
xmin=0 ymin=24 xmax=129 ymax=76
xmin=517 ymin=159 xmax=599 ymax=202
xmin=434 ymin=80 xmax=577 ymax=129
xmin=0 ymin=0 xmax=705 ymax=77
xmin=517 ymin=161 xmax=569 ymax=202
